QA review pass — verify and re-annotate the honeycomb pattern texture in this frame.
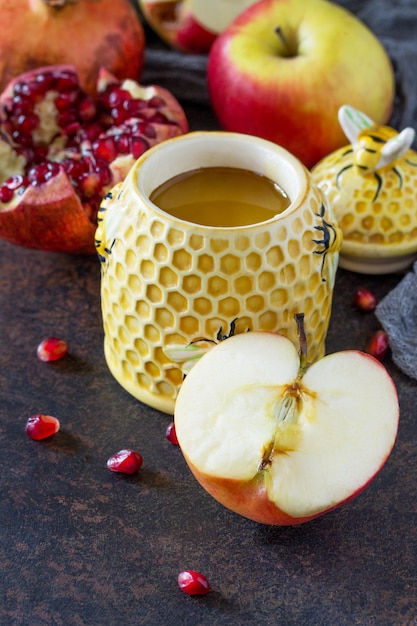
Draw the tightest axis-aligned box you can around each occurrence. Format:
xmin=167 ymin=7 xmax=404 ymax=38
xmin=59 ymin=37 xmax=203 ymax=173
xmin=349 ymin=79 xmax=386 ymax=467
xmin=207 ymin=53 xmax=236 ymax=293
xmin=312 ymin=145 xmax=417 ymax=266
xmin=98 ymin=163 xmax=341 ymax=414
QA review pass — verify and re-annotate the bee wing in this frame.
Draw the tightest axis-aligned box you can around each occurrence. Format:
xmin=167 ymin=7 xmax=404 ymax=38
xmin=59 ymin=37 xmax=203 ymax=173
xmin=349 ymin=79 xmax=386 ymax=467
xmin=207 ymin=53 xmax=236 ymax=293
xmin=338 ymin=105 xmax=374 ymax=146
xmin=377 ymin=127 xmax=416 ymax=169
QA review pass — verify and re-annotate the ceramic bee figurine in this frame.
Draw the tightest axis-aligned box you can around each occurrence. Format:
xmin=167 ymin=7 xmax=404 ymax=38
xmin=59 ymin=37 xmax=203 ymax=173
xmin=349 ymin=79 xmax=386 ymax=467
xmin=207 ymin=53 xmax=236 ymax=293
xmin=312 ymin=105 xmax=417 ymax=274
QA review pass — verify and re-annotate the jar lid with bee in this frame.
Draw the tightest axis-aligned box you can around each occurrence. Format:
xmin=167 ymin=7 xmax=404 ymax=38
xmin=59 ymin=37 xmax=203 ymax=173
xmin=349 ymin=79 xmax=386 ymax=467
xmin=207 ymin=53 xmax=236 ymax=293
xmin=312 ymin=105 xmax=417 ymax=274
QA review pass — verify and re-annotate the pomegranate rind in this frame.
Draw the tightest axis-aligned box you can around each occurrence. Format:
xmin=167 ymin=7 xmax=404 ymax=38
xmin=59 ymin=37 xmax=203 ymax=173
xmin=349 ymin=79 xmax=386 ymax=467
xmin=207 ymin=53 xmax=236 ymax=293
xmin=0 ymin=0 xmax=145 ymax=96
xmin=0 ymin=169 xmax=96 ymax=254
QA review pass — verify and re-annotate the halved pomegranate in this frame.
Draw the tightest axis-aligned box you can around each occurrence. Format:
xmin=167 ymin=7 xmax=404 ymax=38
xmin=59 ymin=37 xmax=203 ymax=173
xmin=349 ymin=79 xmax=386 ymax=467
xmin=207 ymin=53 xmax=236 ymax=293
xmin=0 ymin=65 xmax=188 ymax=253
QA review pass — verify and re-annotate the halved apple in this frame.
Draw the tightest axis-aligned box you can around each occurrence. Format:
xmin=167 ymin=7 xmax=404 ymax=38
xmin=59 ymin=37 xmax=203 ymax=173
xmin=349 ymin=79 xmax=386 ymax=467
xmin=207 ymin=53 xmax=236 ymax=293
xmin=139 ymin=0 xmax=256 ymax=53
xmin=174 ymin=326 xmax=399 ymax=525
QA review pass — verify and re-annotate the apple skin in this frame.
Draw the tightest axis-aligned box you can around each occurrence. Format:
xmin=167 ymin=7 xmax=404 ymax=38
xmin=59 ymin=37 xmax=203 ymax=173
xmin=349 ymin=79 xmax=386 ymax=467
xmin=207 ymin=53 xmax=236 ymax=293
xmin=207 ymin=0 xmax=395 ymax=168
xmin=138 ymin=0 xmax=256 ymax=53
xmin=181 ymin=446 xmax=389 ymax=526
xmin=174 ymin=331 xmax=399 ymax=526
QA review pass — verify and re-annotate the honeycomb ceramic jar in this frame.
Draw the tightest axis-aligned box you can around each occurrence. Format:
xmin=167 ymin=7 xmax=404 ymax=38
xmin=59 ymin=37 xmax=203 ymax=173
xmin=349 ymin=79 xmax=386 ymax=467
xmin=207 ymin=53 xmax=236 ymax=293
xmin=96 ymin=132 xmax=342 ymax=414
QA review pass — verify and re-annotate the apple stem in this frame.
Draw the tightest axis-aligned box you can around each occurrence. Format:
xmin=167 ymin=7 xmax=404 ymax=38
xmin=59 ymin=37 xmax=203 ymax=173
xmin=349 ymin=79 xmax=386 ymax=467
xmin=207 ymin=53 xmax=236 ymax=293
xmin=294 ymin=313 xmax=308 ymax=375
xmin=274 ymin=26 xmax=295 ymax=58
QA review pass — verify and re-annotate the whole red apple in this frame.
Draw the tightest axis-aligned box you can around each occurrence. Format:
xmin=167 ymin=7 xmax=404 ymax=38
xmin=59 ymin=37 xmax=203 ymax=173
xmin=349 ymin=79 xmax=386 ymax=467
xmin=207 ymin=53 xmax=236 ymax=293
xmin=207 ymin=0 xmax=395 ymax=168
xmin=139 ymin=0 xmax=256 ymax=53
xmin=174 ymin=328 xmax=399 ymax=525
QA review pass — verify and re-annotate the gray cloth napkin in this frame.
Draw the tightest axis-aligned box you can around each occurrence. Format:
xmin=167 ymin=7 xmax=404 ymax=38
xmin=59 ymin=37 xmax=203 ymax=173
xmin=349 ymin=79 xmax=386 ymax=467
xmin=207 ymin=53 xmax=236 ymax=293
xmin=376 ymin=262 xmax=417 ymax=379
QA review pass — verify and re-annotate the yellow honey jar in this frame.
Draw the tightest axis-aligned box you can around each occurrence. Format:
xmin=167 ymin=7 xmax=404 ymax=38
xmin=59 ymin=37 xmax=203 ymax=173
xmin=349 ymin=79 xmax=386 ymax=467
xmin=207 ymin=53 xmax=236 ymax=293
xmin=96 ymin=132 xmax=342 ymax=413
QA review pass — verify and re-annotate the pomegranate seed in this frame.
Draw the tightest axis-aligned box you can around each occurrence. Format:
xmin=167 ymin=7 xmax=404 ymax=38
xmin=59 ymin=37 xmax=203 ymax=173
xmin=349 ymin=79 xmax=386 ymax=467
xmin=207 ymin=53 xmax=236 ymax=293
xmin=34 ymin=72 xmax=54 ymax=92
xmin=147 ymin=112 xmax=168 ymax=124
xmin=36 ymin=336 xmax=68 ymax=362
xmin=94 ymin=161 xmax=112 ymax=186
xmin=20 ymin=146 xmax=47 ymax=164
xmin=79 ymin=122 xmax=104 ymax=142
xmin=110 ymin=107 xmax=130 ymax=124
xmin=12 ymin=81 xmax=28 ymax=96
xmin=107 ymin=449 xmax=143 ymax=474
xmin=15 ymin=112 xmax=39 ymax=134
xmin=11 ymin=95 xmax=32 ymax=115
xmin=55 ymin=90 xmax=79 ymax=112
xmin=148 ymin=96 xmax=165 ymax=108
xmin=78 ymin=97 xmax=97 ymax=121
xmin=62 ymin=158 xmax=89 ymax=179
xmin=131 ymin=136 xmax=149 ymax=159
xmin=130 ymin=121 xmax=156 ymax=139
xmin=5 ymin=174 xmax=27 ymax=190
xmin=25 ymin=414 xmax=60 ymax=440
xmin=107 ymin=88 xmax=132 ymax=108
xmin=178 ymin=570 xmax=211 ymax=595
xmin=123 ymin=99 xmax=146 ymax=116
xmin=0 ymin=185 xmax=14 ymax=203
xmin=112 ymin=133 xmax=129 ymax=154
xmin=92 ymin=136 xmax=119 ymax=162
xmin=353 ymin=287 xmax=377 ymax=312
xmin=77 ymin=171 xmax=101 ymax=198
xmin=55 ymin=70 xmax=78 ymax=92
xmin=63 ymin=121 xmax=82 ymax=137
xmin=28 ymin=162 xmax=61 ymax=185
xmin=166 ymin=421 xmax=179 ymax=445
xmin=11 ymin=129 xmax=33 ymax=147
xmin=366 ymin=330 xmax=389 ymax=361
xmin=57 ymin=109 xmax=78 ymax=129
xmin=144 ymin=125 xmax=157 ymax=139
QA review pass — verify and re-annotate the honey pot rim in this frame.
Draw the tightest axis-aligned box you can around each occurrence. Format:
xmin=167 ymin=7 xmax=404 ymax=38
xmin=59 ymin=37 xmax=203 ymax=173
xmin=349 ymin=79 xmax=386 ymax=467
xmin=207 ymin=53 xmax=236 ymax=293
xmin=128 ymin=131 xmax=314 ymax=232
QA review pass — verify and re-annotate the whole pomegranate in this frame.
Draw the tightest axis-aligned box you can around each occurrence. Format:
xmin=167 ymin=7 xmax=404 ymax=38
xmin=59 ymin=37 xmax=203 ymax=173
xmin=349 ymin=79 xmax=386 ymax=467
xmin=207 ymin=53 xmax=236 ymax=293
xmin=0 ymin=65 xmax=188 ymax=253
xmin=0 ymin=0 xmax=145 ymax=96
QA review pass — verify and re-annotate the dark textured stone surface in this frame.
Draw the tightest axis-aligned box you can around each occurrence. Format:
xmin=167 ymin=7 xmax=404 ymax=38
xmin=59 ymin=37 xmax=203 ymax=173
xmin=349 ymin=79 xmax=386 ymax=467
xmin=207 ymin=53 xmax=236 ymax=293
xmin=1 ymin=3 xmax=417 ymax=623
xmin=1 ymin=238 xmax=416 ymax=626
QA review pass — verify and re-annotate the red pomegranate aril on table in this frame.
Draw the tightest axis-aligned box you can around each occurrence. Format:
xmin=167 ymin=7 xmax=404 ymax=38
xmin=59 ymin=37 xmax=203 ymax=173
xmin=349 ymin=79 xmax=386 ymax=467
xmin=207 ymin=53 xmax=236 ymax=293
xmin=25 ymin=414 xmax=60 ymax=440
xmin=177 ymin=570 xmax=211 ymax=595
xmin=107 ymin=449 xmax=143 ymax=474
xmin=366 ymin=330 xmax=389 ymax=361
xmin=166 ymin=421 xmax=179 ymax=446
xmin=353 ymin=287 xmax=377 ymax=312
xmin=37 ymin=336 xmax=68 ymax=362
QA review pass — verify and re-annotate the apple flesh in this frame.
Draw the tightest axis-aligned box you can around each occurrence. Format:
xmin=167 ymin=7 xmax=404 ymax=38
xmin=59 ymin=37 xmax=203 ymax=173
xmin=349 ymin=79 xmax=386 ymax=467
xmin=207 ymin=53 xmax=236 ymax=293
xmin=174 ymin=331 xmax=399 ymax=525
xmin=139 ymin=0 xmax=256 ymax=53
xmin=207 ymin=0 xmax=395 ymax=168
